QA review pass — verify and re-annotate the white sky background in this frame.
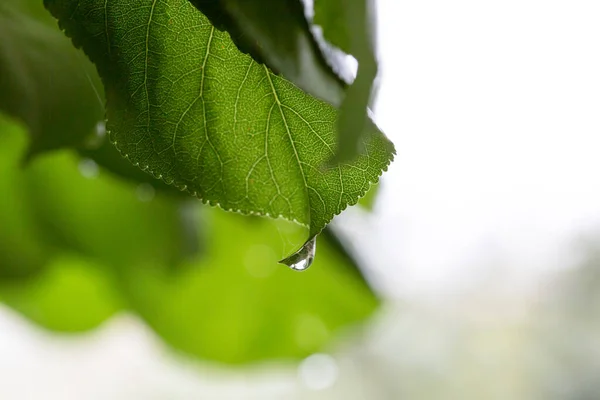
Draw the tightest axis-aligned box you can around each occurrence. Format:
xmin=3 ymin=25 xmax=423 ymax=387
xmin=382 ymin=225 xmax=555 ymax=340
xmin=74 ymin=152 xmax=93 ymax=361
xmin=2 ymin=0 xmax=600 ymax=398
xmin=344 ymin=0 xmax=600 ymax=298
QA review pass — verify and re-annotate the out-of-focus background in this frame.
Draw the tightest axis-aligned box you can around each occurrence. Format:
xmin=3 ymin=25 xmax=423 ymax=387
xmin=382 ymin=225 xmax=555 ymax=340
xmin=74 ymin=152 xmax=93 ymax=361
xmin=2 ymin=0 xmax=600 ymax=399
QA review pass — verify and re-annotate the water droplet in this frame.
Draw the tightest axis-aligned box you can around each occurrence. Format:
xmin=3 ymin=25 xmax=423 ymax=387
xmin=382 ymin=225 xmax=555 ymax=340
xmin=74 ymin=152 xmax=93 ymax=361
xmin=78 ymin=158 xmax=99 ymax=179
xmin=279 ymin=236 xmax=317 ymax=271
xmin=298 ymin=353 xmax=339 ymax=390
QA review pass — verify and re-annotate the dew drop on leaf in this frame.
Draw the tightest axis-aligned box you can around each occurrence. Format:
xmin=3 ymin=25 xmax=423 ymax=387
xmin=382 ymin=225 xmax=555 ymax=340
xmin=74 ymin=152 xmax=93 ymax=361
xmin=280 ymin=236 xmax=317 ymax=271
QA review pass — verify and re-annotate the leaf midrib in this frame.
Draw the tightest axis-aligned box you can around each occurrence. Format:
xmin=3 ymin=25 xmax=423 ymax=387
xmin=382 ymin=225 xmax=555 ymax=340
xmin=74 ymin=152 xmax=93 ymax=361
xmin=143 ymin=0 xmax=158 ymax=139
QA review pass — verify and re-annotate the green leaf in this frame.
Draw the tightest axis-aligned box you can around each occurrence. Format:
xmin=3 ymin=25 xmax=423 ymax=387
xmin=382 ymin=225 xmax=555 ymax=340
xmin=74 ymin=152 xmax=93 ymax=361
xmin=0 ymin=254 xmax=123 ymax=332
xmin=189 ymin=0 xmax=379 ymax=164
xmin=315 ymin=0 xmax=379 ymax=164
xmin=0 ymin=1 xmax=104 ymax=156
xmin=1 ymin=1 xmax=182 ymax=195
xmin=123 ymin=207 xmax=379 ymax=364
xmin=0 ymin=1 xmax=183 ymax=197
xmin=0 ymin=115 xmax=378 ymax=362
xmin=24 ymin=152 xmax=192 ymax=272
xmin=0 ymin=116 xmax=50 ymax=279
xmin=45 ymin=0 xmax=394 ymax=258
xmin=314 ymin=0 xmax=351 ymax=53
xmin=6 ymin=0 xmax=57 ymax=26
xmin=0 ymin=114 xmax=193 ymax=276
xmin=188 ymin=0 xmax=346 ymax=106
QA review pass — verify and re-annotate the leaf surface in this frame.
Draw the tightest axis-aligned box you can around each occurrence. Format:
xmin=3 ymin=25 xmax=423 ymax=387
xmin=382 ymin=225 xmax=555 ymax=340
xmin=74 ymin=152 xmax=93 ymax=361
xmin=188 ymin=0 xmax=346 ymax=106
xmin=45 ymin=0 xmax=394 ymax=252
xmin=0 ymin=1 xmax=104 ymax=156
xmin=189 ymin=0 xmax=380 ymax=163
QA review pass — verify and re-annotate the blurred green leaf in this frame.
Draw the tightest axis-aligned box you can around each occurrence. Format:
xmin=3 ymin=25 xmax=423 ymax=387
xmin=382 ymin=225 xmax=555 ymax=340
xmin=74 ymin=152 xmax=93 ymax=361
xmin=45 ymin=0 xmax=394 ymax=258
xmin=0 ymin=115 xmax=193 ymax=277
xmin=6 ymin=0 xmax=57 ymax=26
xmin=0 ymin=0 xmax=183 ymax=198
xmin=315 ymin=0 xmax=379 ymax=164
xmin=123 ymin=207 xmax=380 ymax=364
xmin=189 ymin=0 xmax=345 ymax=106
xmin=1 ymin=116 xmax=379 ymax=362
xmin=0 ymin=1 xmax=104 ymax=156
xmin=24 ymin=152 xmax=192 ymax=272
xmin=0 ymin=254 xmax=123 ymax=332
xmin=314 ymin=0 xmax=351 ymax=53
xmin=0 ymin=116 xmax=50 ymax=279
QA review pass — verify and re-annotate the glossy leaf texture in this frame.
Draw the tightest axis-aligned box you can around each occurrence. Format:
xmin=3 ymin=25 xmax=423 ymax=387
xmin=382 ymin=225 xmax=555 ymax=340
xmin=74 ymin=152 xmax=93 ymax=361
xmin=188 ymin=0 xmax=381 ymax=163
xmin=0 ymin=1 xmax=104 ymax=157
xmin=188 ymin=0 xmax=346 ymax=107
xmin=44 ymin=0 xmax=394 ymax=254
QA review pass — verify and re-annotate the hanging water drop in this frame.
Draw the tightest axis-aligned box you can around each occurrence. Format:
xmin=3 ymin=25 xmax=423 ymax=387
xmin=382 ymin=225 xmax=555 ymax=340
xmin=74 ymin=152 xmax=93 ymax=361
xmin=289 ymin=256 xmax=313 ymax=271
xmin=279 ymin=236 xmax=317 ymax=271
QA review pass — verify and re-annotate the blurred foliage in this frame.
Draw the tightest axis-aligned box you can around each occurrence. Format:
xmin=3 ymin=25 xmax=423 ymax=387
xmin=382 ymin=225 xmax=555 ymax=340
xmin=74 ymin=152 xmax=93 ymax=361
xmin=0 ymin=254 xmax=122 ymax=332
xmin=314 ymin=0 xmax=379 ymax=164
xmin=125 ymin=210 xmax=379 ymax=364
xmin=0 ymin=0 xmax=384 ymax=366
xmin=0 ymin=123 xmax=49 ymax=278
xmin=0 ymin=0 xmax=103 ymax=156
xmin=188 ymin=0 xmax=346 ymax=107
xmin=0 ymin=116 xmax=380 ymax=364
xmin=0 ymin=116 xmax=189 ymax=277
xmin=532 ymin=245 xmax=600 ymax=399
